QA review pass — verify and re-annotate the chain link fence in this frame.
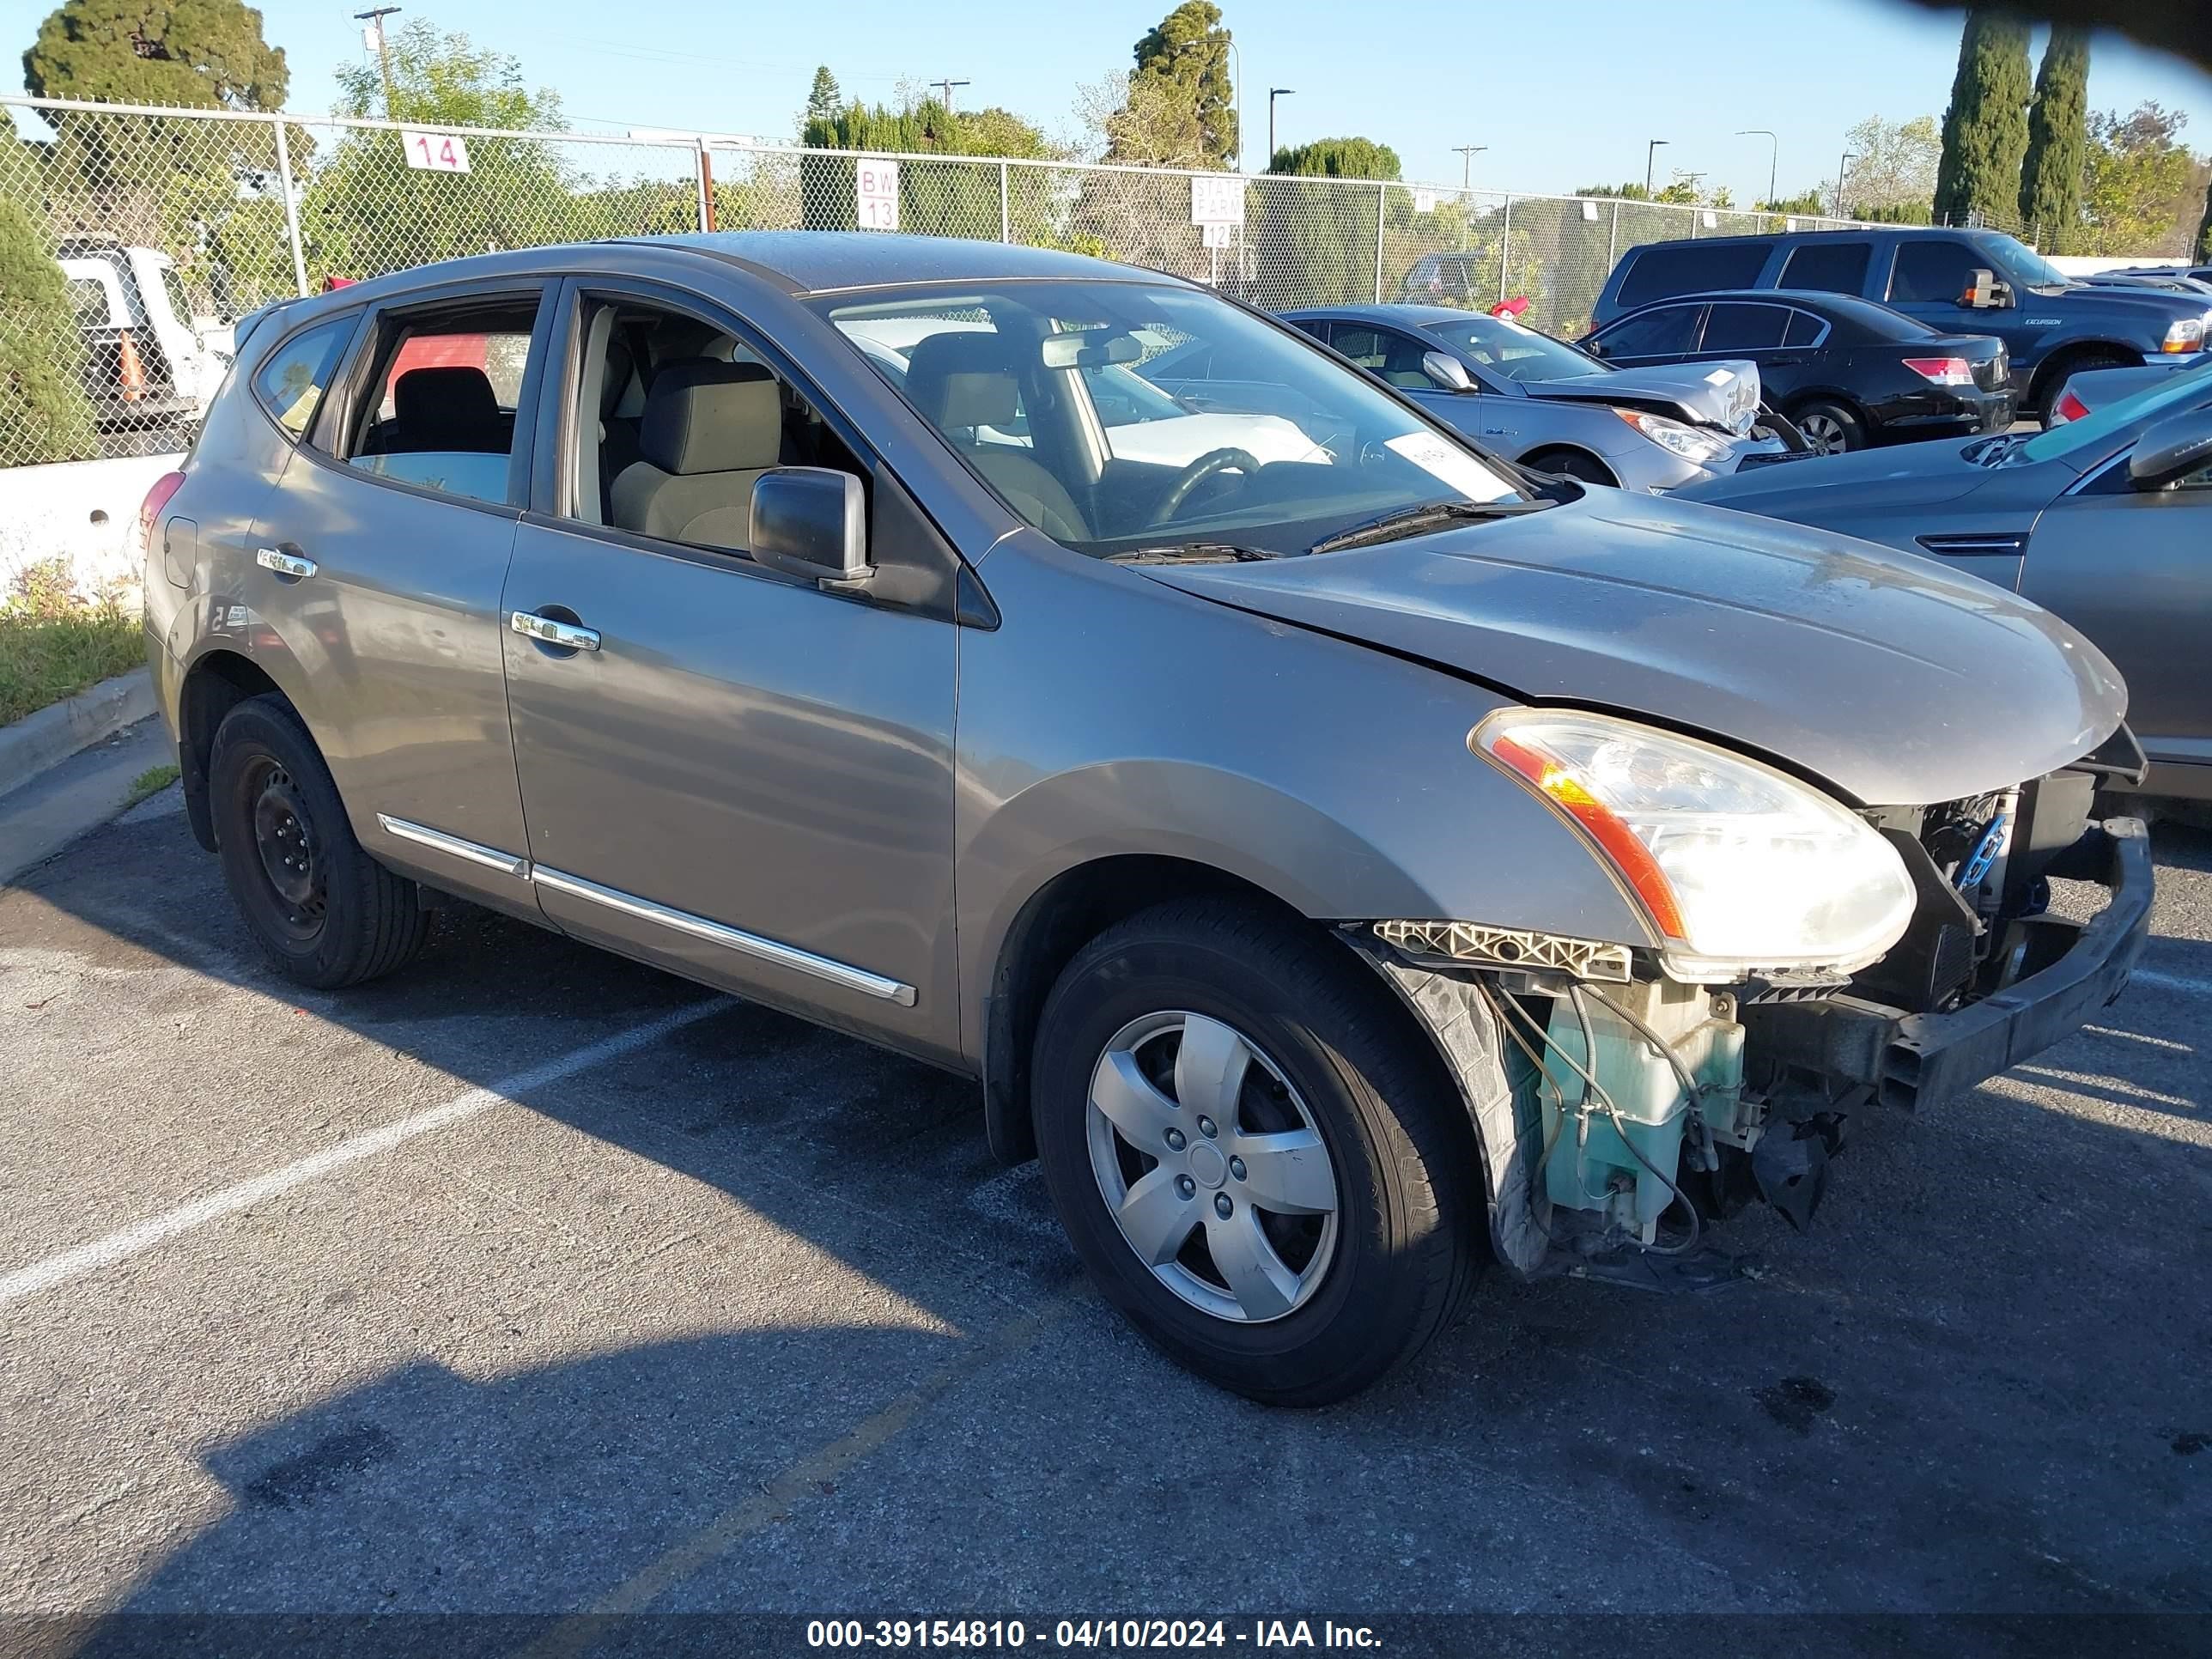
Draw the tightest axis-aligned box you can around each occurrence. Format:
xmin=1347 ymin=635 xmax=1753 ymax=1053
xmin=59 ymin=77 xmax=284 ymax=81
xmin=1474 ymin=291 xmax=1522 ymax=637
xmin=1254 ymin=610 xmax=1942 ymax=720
xmin=1 ymin=93 xmax=1875 ymax=472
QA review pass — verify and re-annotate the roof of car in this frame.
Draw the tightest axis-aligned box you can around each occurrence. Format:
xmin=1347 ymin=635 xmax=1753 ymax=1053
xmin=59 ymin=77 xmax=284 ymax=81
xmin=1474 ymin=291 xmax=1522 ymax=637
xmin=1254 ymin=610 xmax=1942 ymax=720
xmin=1279 ymin=303 xmax=1474 ymax=326
xmin=655 ymin=231 xmax=1182 ymax=294
xmin=1628 ymin=225 xmax=1976 ymax=249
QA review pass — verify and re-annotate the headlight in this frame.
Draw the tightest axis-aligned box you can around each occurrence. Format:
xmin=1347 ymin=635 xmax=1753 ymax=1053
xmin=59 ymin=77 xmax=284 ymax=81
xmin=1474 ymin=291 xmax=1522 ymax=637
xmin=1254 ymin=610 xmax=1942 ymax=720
xmin=1473 ymin=709 xmax=1916 ymax=981
xmin=1613 ymin=407 xmax=1732 ymax=464
xmin=2160 ymin=314 xmax=2208 ymax=353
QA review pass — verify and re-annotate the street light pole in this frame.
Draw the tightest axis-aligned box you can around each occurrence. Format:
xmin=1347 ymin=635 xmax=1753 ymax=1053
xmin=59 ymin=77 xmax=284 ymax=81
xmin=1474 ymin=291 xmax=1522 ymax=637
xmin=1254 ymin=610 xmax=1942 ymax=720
xmin=353 ymin=7 xmax=402 ymax=119
xmin=1267 ymin=88 xmax=1294 ymax=171
xmin=1735 ymin=128 xmax=1777 ymax=207
xmin=1645 ymin=138 xmax=1668 ymax=198
xmin=1836 ymin=149 xmax=1856 ymax=218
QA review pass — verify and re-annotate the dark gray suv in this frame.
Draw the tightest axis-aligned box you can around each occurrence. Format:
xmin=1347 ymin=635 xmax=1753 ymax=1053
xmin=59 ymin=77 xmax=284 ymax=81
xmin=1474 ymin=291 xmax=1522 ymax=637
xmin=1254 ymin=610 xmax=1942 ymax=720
xmin=139 ymin=233 xmax=2151 ymax=1403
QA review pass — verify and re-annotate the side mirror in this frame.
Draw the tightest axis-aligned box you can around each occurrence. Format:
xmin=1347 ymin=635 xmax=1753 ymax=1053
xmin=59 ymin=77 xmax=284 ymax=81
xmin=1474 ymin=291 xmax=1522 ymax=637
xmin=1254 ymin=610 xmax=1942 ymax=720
xmin=750 ymin=467 xmax=871 ymax=589
xmin=2126 ymin=410 xmax=2212 ymax=490
xmin=1964 ymin=268 xmax=2014 ymax=309
xmin=1421 ymin=349 xmax=1474 ymax=392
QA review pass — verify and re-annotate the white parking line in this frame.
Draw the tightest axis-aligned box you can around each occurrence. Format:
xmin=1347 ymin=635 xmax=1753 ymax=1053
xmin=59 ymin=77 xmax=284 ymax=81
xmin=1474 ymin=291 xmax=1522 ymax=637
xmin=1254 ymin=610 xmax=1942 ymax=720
xmin=0 ymin=999 xmax=727 ymax=1309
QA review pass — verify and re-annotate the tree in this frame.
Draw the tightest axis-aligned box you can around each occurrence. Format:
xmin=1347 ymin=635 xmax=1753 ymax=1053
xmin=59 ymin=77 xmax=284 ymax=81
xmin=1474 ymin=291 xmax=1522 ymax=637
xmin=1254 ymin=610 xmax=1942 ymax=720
xmin=0 ymin=194 xmax=98 ymax=465
xmin=1759 ymin=190 xmax=1831 ymax=216
xmin=1271 ymin=137 xmax=1400 ymax=180
xmin=803 ymin=66 xmax=843 ymax=134
xmin=1124 ymin=2 xmax=1235 ymax=168
xmin=2020 ymin=27 xmax=2091 ymax=239
xmin=1933 ymin=9 xmax=2033 ymax=225
xmin=1572 ymin=179 xmax=1731 ymax=208
xmin=2198 ymin=179 xmax=2212 ymax=262
xmin=1077 ymin=71 xmax=1206 ymax=169
xmin=23 ymin=0 xmax=288 ymax=107
xmin=800 ymin=96 xmax=1054 ymax=235
xmin=2081 ymin=102 xmax=2206 ymax=256
xmin=300 ymin=21 xmax=592 ymax=281
xmin=1843 ymin=114 xmax=1942 ymax=217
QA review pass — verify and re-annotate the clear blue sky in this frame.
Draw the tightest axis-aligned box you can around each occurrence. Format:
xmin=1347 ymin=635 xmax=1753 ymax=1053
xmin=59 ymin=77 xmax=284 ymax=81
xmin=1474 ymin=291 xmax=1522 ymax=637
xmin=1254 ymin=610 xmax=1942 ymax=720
xmin=8 ymin=0 xmax=2212 ymax=200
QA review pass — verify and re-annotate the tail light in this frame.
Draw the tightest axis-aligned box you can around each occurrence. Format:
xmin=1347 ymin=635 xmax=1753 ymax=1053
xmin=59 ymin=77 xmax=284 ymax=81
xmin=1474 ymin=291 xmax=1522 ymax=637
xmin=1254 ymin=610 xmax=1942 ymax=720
xmin=1903 ymin=356 xmax=1976 ymax=387
xmin=2051 ymin=387 xmax=2090 ymax=424
xmin=131 ymin=470 xmax=187 ymax=566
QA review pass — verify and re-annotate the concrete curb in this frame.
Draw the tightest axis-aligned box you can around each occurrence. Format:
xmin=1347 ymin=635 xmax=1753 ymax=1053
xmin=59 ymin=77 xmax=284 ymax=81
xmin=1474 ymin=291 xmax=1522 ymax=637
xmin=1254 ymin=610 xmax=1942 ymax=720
xmin=0 ymin=669 xmax=157 ymax=801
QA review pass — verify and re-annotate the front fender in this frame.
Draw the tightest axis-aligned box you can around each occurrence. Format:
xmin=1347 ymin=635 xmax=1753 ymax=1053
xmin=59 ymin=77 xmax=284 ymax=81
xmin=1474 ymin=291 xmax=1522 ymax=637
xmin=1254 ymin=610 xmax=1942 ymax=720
xmin=952 ymin=538 xmax=1662 ymax=1063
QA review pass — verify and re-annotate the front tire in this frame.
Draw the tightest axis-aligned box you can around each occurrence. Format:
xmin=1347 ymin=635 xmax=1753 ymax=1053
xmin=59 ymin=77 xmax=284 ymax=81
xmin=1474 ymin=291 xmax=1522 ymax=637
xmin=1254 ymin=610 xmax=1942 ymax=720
xmin=210 ymin=695 xmax=428 ymax=989
xmin=1031 ymin=900 xmax=1480 ymax=1406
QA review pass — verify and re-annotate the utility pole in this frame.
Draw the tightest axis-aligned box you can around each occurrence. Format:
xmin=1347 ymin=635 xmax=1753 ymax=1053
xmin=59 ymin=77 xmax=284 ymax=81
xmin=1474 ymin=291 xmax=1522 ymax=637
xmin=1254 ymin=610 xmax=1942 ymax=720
xmin=1453 ymin=144 xmax=1487 ymax=194
xmin=930 ymin=78 xmax=970 ymax=111
xmin=1736 ymin=129 xmax=1777 ymax=207
xmin=1644 ymin=138 xmax=1668 ymax=198
xmin=1836 ymin=149 xmax=1856 ymax=218
xmin=1267 ymin=88 xmax=1294 ymax=171
xmin=354 ymin=7 xmax=402 ymax=120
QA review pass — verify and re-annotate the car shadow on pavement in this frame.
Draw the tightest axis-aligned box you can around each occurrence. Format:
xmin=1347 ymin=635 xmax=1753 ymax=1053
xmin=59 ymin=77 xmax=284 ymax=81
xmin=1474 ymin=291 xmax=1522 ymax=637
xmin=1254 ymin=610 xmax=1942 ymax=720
xmin=6 ymin=801 xmax=2211 ymax=1632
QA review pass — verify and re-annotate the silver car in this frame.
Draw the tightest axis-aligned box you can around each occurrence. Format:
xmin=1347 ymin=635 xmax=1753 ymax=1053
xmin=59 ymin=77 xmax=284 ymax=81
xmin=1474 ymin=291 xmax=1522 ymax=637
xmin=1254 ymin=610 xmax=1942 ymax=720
xmin=1280 ymin=303 xmax=1797 ymax=489
xmin=144 ymin=234 xmax=2149 ymax=1404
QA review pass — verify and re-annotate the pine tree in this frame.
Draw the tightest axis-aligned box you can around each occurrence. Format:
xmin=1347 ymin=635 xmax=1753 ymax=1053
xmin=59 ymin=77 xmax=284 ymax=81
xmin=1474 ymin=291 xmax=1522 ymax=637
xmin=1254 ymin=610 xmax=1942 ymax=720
xmin=804 ymin=67 xmax=843 ymax=134
xmin=1128 ymin=3 xmax=1236 ymax=169
xmin=2020 ymin=26 xmax=2091 ymax=244
xmin=1933 ymin=9 xmax=2033 ymax=227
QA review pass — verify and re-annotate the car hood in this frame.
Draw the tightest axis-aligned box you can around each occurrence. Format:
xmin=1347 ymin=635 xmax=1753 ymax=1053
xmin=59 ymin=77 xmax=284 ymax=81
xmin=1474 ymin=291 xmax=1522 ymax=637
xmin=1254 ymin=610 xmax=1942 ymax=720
xmin=1521 ymin=360 xmax=1761 ymax=432
xmin=1139 ymin=492 xmax=2124 ymax=805
xmin=1675 ymin=436 xmax=1999 ymax=512
xmin=2049 ymin=282 xmax=2212 ymax=324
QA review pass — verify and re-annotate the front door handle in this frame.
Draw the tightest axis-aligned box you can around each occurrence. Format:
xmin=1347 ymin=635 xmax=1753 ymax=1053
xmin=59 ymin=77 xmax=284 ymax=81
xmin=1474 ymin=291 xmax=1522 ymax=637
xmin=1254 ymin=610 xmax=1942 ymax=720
xmin=256 ymin=547 xmax=316 ymax=580
xmin=509 ymin=611 xmax=601 ymax=652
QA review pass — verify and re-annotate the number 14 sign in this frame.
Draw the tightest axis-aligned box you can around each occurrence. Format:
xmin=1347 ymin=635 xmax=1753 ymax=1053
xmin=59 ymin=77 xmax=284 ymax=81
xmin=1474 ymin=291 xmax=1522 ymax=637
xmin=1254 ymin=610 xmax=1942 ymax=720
xmin=401 ymin=130 xmax=473 ymax=173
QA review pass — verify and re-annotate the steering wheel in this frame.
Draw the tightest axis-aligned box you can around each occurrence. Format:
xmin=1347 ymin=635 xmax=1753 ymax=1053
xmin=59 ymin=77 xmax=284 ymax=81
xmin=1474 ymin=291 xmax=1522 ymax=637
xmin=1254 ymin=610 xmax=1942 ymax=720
xmin=1148 ymin=447 xmax=1262 ymax=527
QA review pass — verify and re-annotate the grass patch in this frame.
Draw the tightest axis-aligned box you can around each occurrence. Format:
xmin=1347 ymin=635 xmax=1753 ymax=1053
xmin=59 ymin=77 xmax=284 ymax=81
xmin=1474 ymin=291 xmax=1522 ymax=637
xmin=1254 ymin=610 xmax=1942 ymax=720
xmin=0 ymin=606 xmax=145 ymax=727
xmin=125 ymin=763 xmax=180 ymax=805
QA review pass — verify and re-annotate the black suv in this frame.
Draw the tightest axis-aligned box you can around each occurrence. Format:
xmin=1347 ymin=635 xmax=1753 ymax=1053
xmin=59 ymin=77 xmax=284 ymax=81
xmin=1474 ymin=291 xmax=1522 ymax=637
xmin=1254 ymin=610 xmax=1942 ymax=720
xmin=1592 ymin=227 xmax=2212 ymax=423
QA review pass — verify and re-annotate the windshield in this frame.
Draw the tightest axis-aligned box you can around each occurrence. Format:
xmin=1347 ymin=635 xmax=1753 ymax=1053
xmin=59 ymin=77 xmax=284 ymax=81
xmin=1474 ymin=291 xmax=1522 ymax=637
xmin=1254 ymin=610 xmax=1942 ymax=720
xmin=817 ymin=281 xmax=1526 ymax=559
xmin=2013 ymin=356 xmax=2212 ymax=465
xmin=1969 ymin=231 xmax=2071 ymax=289
xmin=1423 ymin=314 xmax=1606 ymax=383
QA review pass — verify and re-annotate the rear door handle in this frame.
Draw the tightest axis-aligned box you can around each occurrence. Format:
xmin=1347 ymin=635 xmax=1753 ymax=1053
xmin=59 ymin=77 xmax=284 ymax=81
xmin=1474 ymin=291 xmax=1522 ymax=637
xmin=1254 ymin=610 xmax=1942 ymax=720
xmin=509 ymin=611 xmax=601 ymax=652
xmin=255 ymin=547 xmax=316 ymax=580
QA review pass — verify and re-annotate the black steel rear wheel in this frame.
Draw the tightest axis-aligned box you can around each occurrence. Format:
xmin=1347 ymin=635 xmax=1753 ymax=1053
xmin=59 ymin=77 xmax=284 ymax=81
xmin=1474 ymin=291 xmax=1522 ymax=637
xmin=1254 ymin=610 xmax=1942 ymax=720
xmin=210 ymin=695 xmax=428 ymax=988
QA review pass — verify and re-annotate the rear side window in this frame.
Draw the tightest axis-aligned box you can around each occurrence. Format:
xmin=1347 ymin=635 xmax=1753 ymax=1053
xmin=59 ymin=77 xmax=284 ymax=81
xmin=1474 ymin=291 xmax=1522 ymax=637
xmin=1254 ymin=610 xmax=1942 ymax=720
xmin=1701 ymin=303 xmax=1790 ymax=351
xmin=1593 ymin=305 xmax=1703 ymax=357
xmin=252 ymin=318 xmax=355 ymax=439
xmin=1784 ymin=309 xmax=1826 ymax=347
xmin=1888 ymin=240 xmax=1982 ymax=304
xmin=1778 ymin=240 xmax=1870 ymax=295
xmin=343 ymin=298 xmax=544 ymax=507
xmin=1617 ymin=242 xmax=1770 ymax=308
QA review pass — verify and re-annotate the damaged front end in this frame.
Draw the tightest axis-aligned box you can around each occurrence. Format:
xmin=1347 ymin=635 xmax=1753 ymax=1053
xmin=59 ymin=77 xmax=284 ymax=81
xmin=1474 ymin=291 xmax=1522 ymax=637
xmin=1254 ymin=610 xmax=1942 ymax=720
xmin=1352 ymin=735 xmax=2154 ymax=1285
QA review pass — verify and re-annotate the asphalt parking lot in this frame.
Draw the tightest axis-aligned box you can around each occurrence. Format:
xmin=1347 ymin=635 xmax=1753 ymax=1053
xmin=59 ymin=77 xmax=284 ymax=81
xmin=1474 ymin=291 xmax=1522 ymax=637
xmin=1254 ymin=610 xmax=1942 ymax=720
xmin=2 ymin=787 xmax=2208 ymax=1644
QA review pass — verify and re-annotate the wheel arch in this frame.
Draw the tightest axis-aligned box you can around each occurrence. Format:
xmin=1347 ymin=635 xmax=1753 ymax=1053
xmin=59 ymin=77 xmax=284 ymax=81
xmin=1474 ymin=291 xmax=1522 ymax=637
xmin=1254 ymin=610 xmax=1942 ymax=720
xmin=2027 ymin=339 xmax=2142 ymax=410
xmin=176 ymin=648 xmax=291 ymax=853
xmin=1517 ymin=444 xmax=1618 ymax=486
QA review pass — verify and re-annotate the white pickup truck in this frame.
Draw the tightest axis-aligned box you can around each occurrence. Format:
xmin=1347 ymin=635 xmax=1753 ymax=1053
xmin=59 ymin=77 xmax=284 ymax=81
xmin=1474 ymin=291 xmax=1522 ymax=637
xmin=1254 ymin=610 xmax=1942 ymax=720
xmin=57 ymin=238 xmax=234 ymax=440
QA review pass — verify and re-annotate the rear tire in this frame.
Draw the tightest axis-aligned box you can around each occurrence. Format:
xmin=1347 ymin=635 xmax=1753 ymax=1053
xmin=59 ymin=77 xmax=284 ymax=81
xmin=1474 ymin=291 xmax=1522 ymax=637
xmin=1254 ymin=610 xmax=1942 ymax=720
xmin=210 ymin=695 xmax=428 ymax=989
xmin=1522 ymin=447 xmax=1616 ymax=486
xmin=1031 ymin=899 xmax=1480 ymax=1406
xmin=2034 ymin=349 xmax=2130 ymax=427
xmin=1790 ymin=398 xmax=1866 ymax=455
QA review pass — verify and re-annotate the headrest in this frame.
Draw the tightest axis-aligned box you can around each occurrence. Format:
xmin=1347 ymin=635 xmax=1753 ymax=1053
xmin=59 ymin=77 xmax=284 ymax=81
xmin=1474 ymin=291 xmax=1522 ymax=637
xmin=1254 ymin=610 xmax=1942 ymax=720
xmin=392 ymin=366 xmax=500 ymax=448
xmin=599 ymin=335 xmax=635 ymax=421
xmin=639 ymin=358 xmax=782 ymax=477
xmin=904 ymin=331 xmax=1021 ymax=430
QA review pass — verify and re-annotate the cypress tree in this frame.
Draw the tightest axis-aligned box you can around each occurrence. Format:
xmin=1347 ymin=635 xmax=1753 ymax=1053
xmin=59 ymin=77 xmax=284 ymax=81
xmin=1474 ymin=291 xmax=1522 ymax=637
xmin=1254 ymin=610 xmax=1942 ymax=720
xmin=2197 ymin=179 xmax=2212 ymax=263
xmin=2020 ymin=26 xmax=2090 ymax=244
xmin=1933 ymin=9 xmax=2033 ymax=227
